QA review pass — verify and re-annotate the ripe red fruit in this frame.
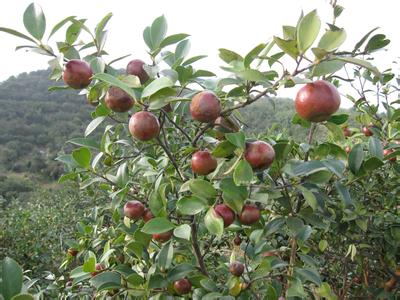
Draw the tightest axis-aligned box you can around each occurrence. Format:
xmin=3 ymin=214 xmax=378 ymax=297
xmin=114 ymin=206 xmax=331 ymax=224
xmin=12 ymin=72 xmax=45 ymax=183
xmin=143 ymin=208 xmax=154 ymax=223
xmin=129 ymin=111 xmax=160 ymax=141
xmin=345 ymin=146 xmax=351 ymax=154
xmin=214 ymin=204 xmax=235 ymax=227
xmin=153 ymin=230 xmax=173 ymax=243
xmin=63 ymin=59 xmax=93 ymax=89
xmin=343 ymin=127 xmax=352 ymax=137
xmin=190 ymin=91 xmax=221 ymax=123
xmin=295 ymin=80 xmax=341 ymax=122
xmin=67 ymin=248 xmax=78 ymax=257
xmin=233 ymin=235 xmax=242 ymax=246
xmin=105 ymin=86 xmax=134 ymax=112
xmin=91 ymin=263 xmax=104 ymax=276
xmin=123 ymin=200 xmax=145 ymax=220
xmin=173 ymin=278 xmax=192 ymax=295
xmin=191 ymin=150 xmax=217 ymax=175
xmin=383 ymin=149 xmax=396 ymax=162
xmin=229 ymin=261 xmax=244 ymax=277
xmin=362 ymin=126 xmax=373 ymax=137
xmin=126 ymin=59 xmax=149 ymax=84
xmin=239 ymin=204 xmax=260 ymax=225
xmin=244 ymin=141 xmax=275 ymax=171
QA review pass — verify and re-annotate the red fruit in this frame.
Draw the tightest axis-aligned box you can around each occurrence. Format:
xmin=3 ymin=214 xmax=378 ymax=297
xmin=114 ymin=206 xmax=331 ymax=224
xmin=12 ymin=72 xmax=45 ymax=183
xmin=153 ymin=230 xmax=173 ymax=243
xmin=126 ymin=59 xmax=149 ymax=84
xmin=173 ymin=278 xmax=192 ymax=295
xmin=345 ymin=146 xmax=351 ymax=154
xmin=233 ymin=235 xmax=242 ymax=246
xmin=214 ymin=204 xmax=235 ymax=227
xmin=124 ymin=200 xmax=145 ymax=220
xmin=295 ymin=80 xmax=341 ymax=122
xmin=384 ymin=149 xmax=396 ymax=162
xmin=91 ymin=263 xmax=104 ymax=276
xmin=239 ymin=204 xmax=260 ymax=225
xmin=63 ymin=59 xmax=93 ymax=89
xmin=343 ymin=127 xmax=352 ymax=137
xmin=129 ymin=111 xmax=160 ymax=141
xmin=67 ymin=248 xmax=78 ymax=257
xmin=191 ymin=150 xmax=217 ymax=175
xmin=244 ymin=141 xmax=275 ymax=171
xmin=190 ymin=91 xmax=221 ymax=123
xmin=229 ymin=261 xmax=244 ymax=277
xmin=362 ymin=126 xmax=373 ymax=137
xmin=143 ymin=208 xmax=154 ymax=223
xmin=105 ymin=86 xmax=134 ymax=112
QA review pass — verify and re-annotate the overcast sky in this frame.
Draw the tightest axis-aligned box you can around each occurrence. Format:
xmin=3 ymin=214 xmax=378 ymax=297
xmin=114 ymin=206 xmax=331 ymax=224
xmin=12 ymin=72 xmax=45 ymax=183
xmin=0 ymin=0 xmax=398 ymax=105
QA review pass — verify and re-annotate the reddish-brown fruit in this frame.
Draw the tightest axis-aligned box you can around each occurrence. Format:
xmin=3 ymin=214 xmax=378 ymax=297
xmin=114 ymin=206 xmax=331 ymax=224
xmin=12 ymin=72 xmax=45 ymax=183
xmin=124 ymin=200 xmax=145 ymax=220
xmin=143 ymin=208 xmax=154 ymax=223
xmin=153 ymin=230 xmax=173 ymax=243
xmin=233 ymin=235 xmax=242 ymax=246
xmin=362 ymin=126 xmax=373 ymax=137
xmin=105 ymin=86 xmax=134 ymax=112
xmin=239 ymin=204 xmax=261 ymax=225
xmin=214 ymin=204 xmax=235 ymax=227
xmin=244 ymin=141 xmax=275 ymax=171
xmin=229 ymin=261 xmax=244 ymax=277
xmin=383 ymin=149 xmax=396 ymax=162
xmin=295 ymin=80 xmax=341 ymax=122
xmin=91 ymin=263 xmax=104 ymax=276
xmin=67 ymin=248 xmax=78 ymax=257
xmin=129 ymin=111 xmax=160 ymax=141
xmin=343 ymin=127 xmax=352 ymax=137
xmin=63 ymin=59 xmax=93 ymax=89
xmin=345 ymin=146 xmax=351 ymax=154
xmin=66 ymin=280 xmax=73 ymax=287
xmin=173 ymin=278 xmax=192 ymax=295
xmin=190 ymin=91 xmax=221 ymax=123
xmin=191 ymin=150 xmax=217 ymax=175
xmin=126 ymin=59 xmax=149 ymax=84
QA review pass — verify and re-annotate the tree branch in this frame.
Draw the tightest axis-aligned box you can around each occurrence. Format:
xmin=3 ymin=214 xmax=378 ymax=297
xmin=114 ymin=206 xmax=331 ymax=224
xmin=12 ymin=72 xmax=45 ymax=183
xmin=190 ymin=218 xmax=209 ymax=276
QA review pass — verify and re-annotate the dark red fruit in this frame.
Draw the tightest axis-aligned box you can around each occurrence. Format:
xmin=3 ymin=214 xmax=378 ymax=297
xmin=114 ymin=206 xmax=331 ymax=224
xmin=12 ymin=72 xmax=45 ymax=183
xmin=244 ymin=141 xmax=275 ymax=171
xmin=214 ymin=204 xmax=235 ymax=227
xmin=153 ymin=230 xmax=173 ymax=243
xmin=126 ymin=59 xmax=149 ymax=84
xmin=91 ymin=263 xmax=104 ymax=276
xmin=67 ymin=248 xmax=78 ymax=257
xmin=173 ymin=278 xmax=192 ymax=295
xmin=124 ymin=200 xmax=145 ymax=220
xmin=362 ymin=126 xmax=373 ymax=137
xmin=295 ymin=80 xmax=341 ymax=122
xmin=343 ymin=127 xmax=352 ymax=137
xmin=190 ymin=91 xmax=221 ymax=123
xmin=129 ymin=111 xmax=160 ymax=141
xmin=105 ymin=86 xmax=134 ymax=112
xmin=229 ymin=261 xmax=244 ymax=277
xmin=233 ymin=235 xmax=242 ymax=246
xmin=191 ymin=150 xmax=217 ymax=175
xmin=345 ymin=146 xmax=351 ymax=154
xmin=63 ymin=59 xmax=93 ymax=89
xmin=384 ymin=149 xmax=396 ymax=162
xmin=239 ymin=204 xmax=260 ymax=225
xmin=143 ymin=208 xmax=154 ymax=223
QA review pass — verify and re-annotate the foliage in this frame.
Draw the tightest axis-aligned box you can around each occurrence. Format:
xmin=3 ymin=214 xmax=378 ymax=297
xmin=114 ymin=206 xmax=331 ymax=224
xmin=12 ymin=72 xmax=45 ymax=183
xmin=1 ymin=2 xmax=399 ymax=300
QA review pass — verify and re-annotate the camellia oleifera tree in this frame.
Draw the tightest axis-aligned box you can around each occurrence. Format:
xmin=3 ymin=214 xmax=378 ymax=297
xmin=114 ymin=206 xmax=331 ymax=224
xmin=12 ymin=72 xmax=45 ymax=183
xmin=1 ymin=2 xmax=399 ymax=299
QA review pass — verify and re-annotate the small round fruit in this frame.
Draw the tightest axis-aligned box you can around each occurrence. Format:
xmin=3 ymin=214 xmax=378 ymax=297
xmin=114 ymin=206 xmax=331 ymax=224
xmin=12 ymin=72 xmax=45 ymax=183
xmin=214 ymin=204 xmax=235 ymax=227
xmin=383 ymin=149 xmax=396 ymax=162
xmin=126 ymin=59 xmax=149 ymax=84
xmin=345 ymin=146 xmax=351 ymax=154
xmin=173 ymin=278 xmax=192 ymax=295
xmin=295 ymin=80 xmax=341 ymax=122
xmin=67 ymin=248 xmax=78 ymax=257
xmin=244 ymin=141 xmax=275 ymax=171
xmin=91 ymin=263 xmax=104 ymax=276
xmin=343 ymin=127 xmax=352 ymax=137
xmin=229 ymin=261 xmax=244 ymax=277
xmin=143 ymin=208 xmax=154 ymax=223
xmin=191 ymin=150 xmax=217 ymax=175
xmin=239 ymin=204 xmax=261 ymax=225
xmin=124 ymin=200 xmax=145 ymax=220
xmin=105 ymin=86 xmax=134 ymax=112
xmin=153 ymin=230 xmax=173 ymax=243
xmin=233 ymin=235 xmax=242 ymax=246
xmin=362 ymin=126 xmax=373 ymax=137
xmin=63 ymin=59 xmax=93 ymax=89
xmin=129 ymin=111 xmax=160 ymax=141
xmin=190 ymin=91 xmax=221 ymax=123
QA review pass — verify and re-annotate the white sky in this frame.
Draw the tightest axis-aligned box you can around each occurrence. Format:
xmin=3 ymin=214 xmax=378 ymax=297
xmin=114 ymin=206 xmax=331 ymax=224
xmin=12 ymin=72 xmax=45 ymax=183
xmin=0 ymin=0 xmax=398 ymax=106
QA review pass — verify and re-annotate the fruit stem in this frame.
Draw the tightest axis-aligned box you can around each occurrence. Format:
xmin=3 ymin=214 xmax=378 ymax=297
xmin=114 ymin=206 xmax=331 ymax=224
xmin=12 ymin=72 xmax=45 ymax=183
xmin=156 ymin=137 xmax=185 ymax=181
xmin=304 ymin=123 xmax=317 ymax=162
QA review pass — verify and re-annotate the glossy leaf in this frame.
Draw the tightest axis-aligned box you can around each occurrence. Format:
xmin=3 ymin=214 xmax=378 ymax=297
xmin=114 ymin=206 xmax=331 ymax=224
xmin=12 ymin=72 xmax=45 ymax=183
xmin=72 ymin=147 xmax=91 ymax=169
xmin=173 ymin=224 xmax=191 ymax=240
xmin=233 ymin=159 xmax=253 ymax=185
xmin=297 ymin=10 xmax=321 ymax=53
xmin=189 ymin=179 xmax=217 ymax=199
xmin=23 ymin=3 xmax=46 ymax=40
xmin=348 ymin=144 xmax=364 ymax=174
xmin=0 ymin=257 xmax=23 ymax=300
xmin=142 ymin=77 xmax=174 ymax=98
xmin=318 ymin=29 xmax=346 ymax=51
xmin=204 ymin=207 xmax=224 ymax=237
xmin=176 ymin=196 xmax=208 ymax=215
xmin=141 ymin=217 xmax=175 ymax=234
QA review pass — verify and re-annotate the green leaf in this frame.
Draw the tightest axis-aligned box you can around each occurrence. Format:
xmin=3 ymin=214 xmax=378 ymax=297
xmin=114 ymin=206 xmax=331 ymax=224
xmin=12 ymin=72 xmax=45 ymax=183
xmin=204 ymin=207 xmax=224 ymax=237
xmin=142 ymin=77 xmax=174 ymax=98
xmin=11 ymin=294 xmax=34 ymax=300
xmin=233 ymin=160 xmax=254 ymax=185
xmin=189 ymin=179 xmax=217 ymax=199
xmin=82 ymin=253 xmax=96 ymax=272
xmin=150 ymin=15 xmax=167 ymax=48
xmin=23 ymin=3 xmax=46 ymax=40
xmin=298 ymin=186 xmax=317 ymax=210
xmin=90 ymin=272 xmax=121 ymax=291
xmin=273 ymin=36 xmax=299 ymax=59
xmin=167 ymin=264 xmax=196 ymax=282
xmin=92 ymin=73 xmax=141 ymax=100
xmin=368 ymin=137 xmax=383 ymax=159
xmin=225 ymin=131 xmax=245 ymax=149
xmin=334 ymin=56 xmax=380 ymax=77
xmin=312 ymin=60 xmax=345 ymax=76
xmin=173 ymin=224 xmax=191 ymax=240
xmin=141 ymin=217 xmax=175 ymax=234
xmin=318 ymin=29 xmax=346 ymax=52
xmin=297 ymin=10 xmax=321 ymax=53
xmin=0 ymin=257 xmax=23 ymax=300
xmin=319 ymin=240 xmax=328 ymax=252
xmin=286 ymin=278 xmax=306 ymax=298
xmin=66 ymin=21 xmax=82 ymax=45
xmin=95 ymin=13 xmax=113 ymax=41
xmin=175 ymin=39 xmax=190 ymax=60
xmin=85 ymin=116 xmax=106 ymax=137
xmin=0 ymin=27 xmax=37 ymax=43
xmin=316 ymin=282 xmax=338 ymax=300
xmin=212 ymin=140 xmax=236 ymax=158
xmin=283 ymin=25 xmax=296 ymax=40
xmin=176 ymin=196 xmax=208 ymax=215
xmin=48 ymin=16 xmax=75 ymax=40
xmin=218 ymin=48 xmax=243 ymax=64
xmin=324 ymin=122 xmax=345 ymax=141
xmin=294 ymin=267 xmax=322 ymax=286
xmin=244 ymin=43 xmax=266 ymax=68
xmin=160 ymin=33 xmax=189 ymax=48
xmin=220 ymin=178 xmax=248 ymax=213
xmin=348 ymin=143 xmax=364 ymax=174
xmin=182 ymin=55 xmax=208 ymax=66
xmin=335 ymin=182 xmax=353 ymax=207
xmin=68 ymin=138 xmax=100 ymax=150
xmin=72 ymin=147 xmax=91 ymax=169
xmin=362 ymin=156 xmax=384 ymax=172
xmin=327 ymin=114 xmax=348 ymax=125
xmin=143 ymin=26 xmax=153 ymax=49
xmin=237 ymin=69 xmax=267 ymax=82
xmin=157 ymin=241 xmax=173 ymax=269
xmin=265 ymin=217 xmax=285 ymax=235
xmin=365 ymin=34 xmax=390 ymax=52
